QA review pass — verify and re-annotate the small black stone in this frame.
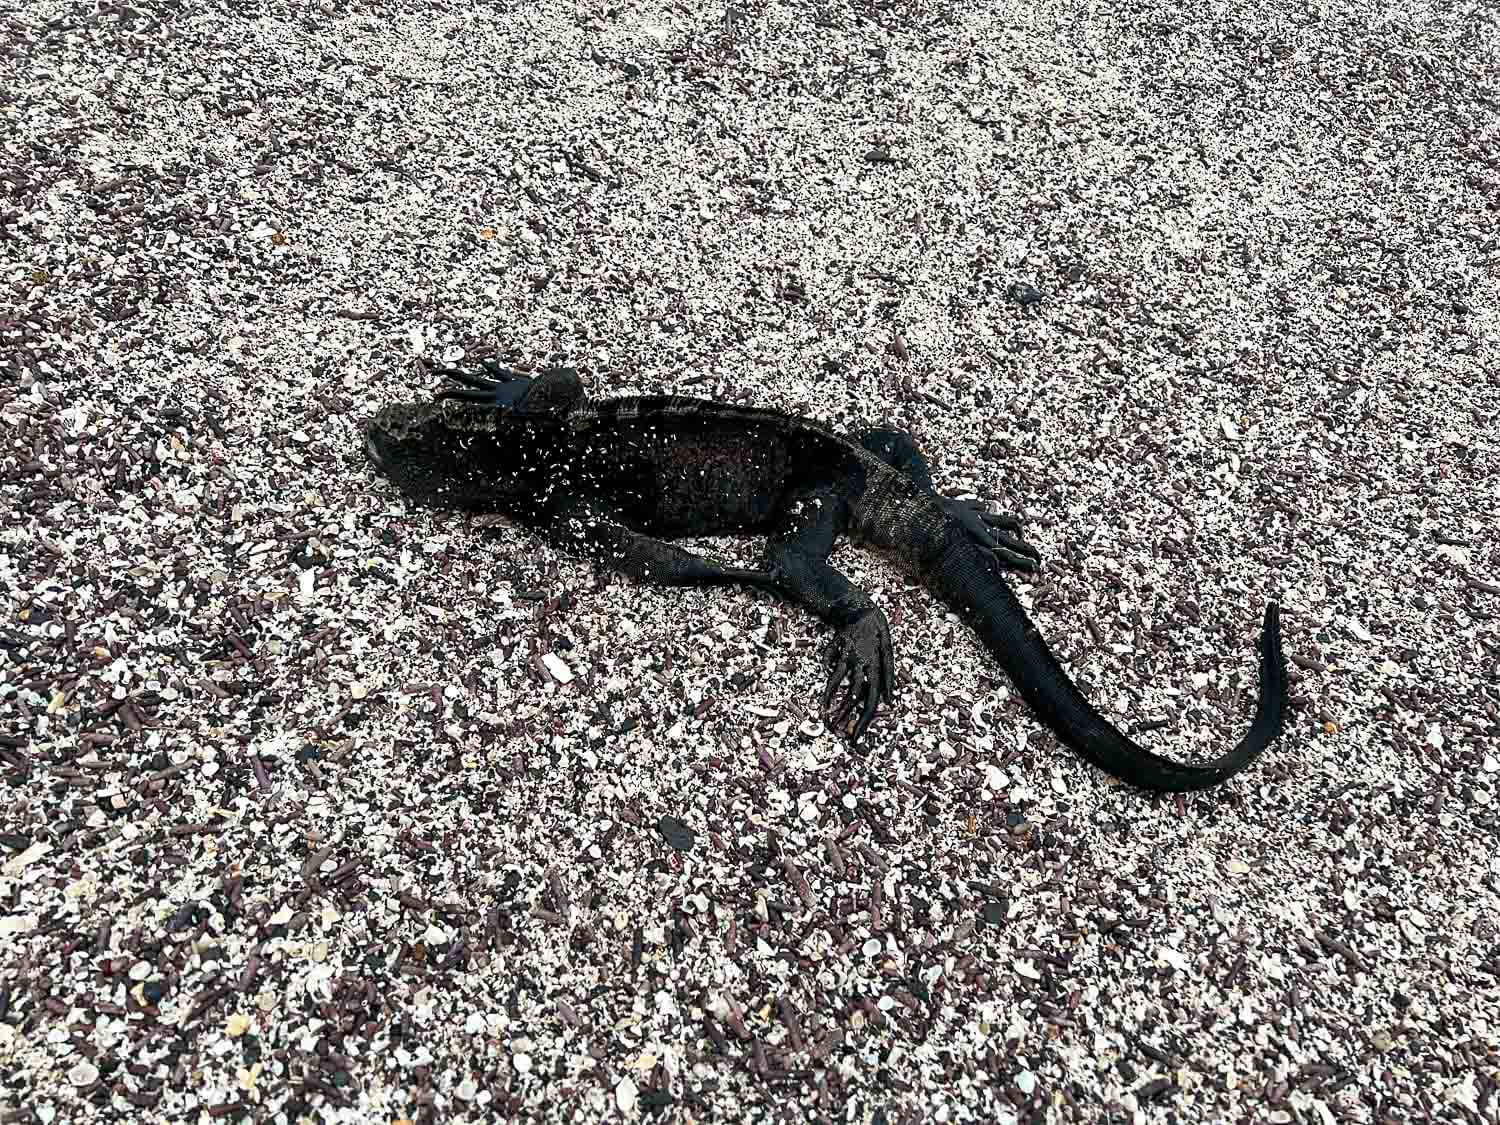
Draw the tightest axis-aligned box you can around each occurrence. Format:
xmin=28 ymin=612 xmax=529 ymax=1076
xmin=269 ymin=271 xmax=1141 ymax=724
xmin=1008 ymin=281 xmax=1043 ymax=307
xmin=656 ymin=815 xmax=695 ymax=852
xmin=641 ymin=1087 xmax=675 ymax=1111
xmin=1137 ymin=1077 xmax=1173 ymax=1102
xmin=980 ymin=900 xmax=1007 ymax=926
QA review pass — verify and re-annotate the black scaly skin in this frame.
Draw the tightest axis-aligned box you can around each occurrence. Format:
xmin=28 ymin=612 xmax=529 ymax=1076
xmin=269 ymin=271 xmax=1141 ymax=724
xmin=365 ymin=361 xmax=1288 ymax=792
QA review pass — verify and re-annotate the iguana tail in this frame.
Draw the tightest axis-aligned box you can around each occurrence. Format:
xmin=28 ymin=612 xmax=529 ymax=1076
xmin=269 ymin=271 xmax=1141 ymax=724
xmin=928 ymin=536 xmax=1287 ymax=792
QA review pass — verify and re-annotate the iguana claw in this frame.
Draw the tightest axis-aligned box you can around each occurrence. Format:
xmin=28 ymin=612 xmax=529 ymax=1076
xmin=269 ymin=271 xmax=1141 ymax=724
xmin=822 ymin=609 xmax=895 ymax=742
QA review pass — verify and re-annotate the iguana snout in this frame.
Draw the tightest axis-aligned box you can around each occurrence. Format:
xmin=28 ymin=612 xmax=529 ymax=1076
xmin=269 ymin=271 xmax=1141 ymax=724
xmin=362 ymin=415 xmax=395 ymax=474
xmin=362 ymin=403 xmax=456 ymax=503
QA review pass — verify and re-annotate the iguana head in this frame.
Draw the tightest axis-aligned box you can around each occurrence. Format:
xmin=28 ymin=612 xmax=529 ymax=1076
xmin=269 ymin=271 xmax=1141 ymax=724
xmin=363 ymin=398 xmax=555 ymax=512
xmin=364 ymin=399 xmax=458 ymax=505
xmin=365 ymin=365 xmax=584 ymax=511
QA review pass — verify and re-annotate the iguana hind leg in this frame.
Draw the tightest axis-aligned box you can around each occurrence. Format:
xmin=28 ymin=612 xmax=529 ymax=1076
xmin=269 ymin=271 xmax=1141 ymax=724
xmin=760 ymin=483 xmax=894 ymax=741
xmin=858 ymin=428 xmax=940 ymax=492
xmin=858 ymin=427 xmax=1041 ymax=572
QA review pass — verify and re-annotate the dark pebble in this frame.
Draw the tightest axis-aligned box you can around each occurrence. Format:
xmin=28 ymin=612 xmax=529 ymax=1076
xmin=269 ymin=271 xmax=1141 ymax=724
xmin=656 ymin=815 xmax=695 ymax=852
xmin=1008 ymin=282 xmax=1043 ymax=307
xmin=1136 ymin=1077 xmax=1174 ymax=1101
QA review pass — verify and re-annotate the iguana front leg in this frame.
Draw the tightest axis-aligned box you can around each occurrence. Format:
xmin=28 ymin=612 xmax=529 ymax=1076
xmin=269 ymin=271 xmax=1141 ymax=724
xmin=434 ymin=360 xmax=586 ymax=418
xmin=542 ymin=500 xmax=780 ymax=591
xmin=761 ymin=484 xmax=894 ymax=741
xmin=858 ymin=428 xmax=1041 ymax=572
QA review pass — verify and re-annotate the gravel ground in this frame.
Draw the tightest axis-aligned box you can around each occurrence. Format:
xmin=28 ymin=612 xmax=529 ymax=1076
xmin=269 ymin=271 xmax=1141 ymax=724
xmin=3 ymin=1 xmax=1498 ymax=1122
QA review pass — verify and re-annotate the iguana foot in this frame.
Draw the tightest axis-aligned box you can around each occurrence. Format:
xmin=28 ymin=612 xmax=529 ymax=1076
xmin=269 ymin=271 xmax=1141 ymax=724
xmin=439 ymin=357 xmax=530 ymax=383
xmin=822 ymin=609 xmax=895 ymax=742
xmin=433 ymin=360 xmax=537 ymax=408
xmin=939 ymin=496 xmax=1042 ymax=571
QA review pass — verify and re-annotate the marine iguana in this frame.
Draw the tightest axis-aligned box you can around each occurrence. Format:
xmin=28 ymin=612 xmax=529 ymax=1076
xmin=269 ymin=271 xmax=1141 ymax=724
xmin=364 ymin=361 xmax=1287 ymax=791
